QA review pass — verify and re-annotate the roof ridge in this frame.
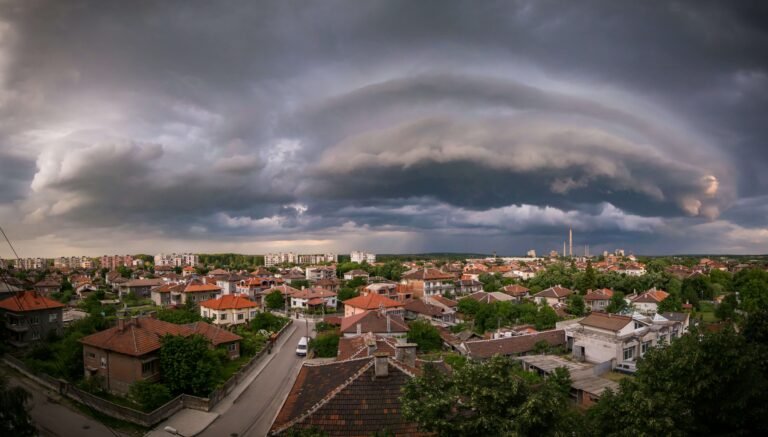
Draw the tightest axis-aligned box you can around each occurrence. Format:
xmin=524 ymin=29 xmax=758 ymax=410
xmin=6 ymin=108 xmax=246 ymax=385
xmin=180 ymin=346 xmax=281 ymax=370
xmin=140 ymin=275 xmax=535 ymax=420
xmin=273 ymin=359 xmax=375 ymax=434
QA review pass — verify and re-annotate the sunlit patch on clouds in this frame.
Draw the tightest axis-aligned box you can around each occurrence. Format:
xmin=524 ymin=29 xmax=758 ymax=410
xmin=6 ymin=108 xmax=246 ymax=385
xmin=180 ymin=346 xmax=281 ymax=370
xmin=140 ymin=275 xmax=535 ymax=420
xmin=0 ymin=0 xmax=766 ymax=256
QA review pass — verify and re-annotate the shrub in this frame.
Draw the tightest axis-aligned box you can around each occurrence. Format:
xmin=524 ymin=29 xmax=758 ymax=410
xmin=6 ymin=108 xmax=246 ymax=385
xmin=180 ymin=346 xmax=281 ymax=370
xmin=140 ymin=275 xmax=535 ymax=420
xmin=310 ymin=332 xmax=340 ymax=358
xmin=129 ymin=380 xmax=172 ymax=411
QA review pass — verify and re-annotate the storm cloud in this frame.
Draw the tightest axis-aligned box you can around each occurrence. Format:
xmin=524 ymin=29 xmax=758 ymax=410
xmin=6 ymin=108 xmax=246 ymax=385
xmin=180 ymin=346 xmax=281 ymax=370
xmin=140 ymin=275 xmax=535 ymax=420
xmin=0 ymin=0 xmax=767 ymax=256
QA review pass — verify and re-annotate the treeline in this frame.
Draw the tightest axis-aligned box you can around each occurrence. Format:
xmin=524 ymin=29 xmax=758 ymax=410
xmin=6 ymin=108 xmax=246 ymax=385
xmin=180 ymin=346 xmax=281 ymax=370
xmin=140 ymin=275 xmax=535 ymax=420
xmin=376 ymin=253 xmax=489 ymax=262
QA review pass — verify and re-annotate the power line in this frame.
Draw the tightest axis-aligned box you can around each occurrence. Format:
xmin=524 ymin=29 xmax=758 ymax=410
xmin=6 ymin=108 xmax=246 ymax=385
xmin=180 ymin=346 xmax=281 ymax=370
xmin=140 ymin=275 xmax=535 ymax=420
xmin=0 ymin=225 xmax=21 ymax=260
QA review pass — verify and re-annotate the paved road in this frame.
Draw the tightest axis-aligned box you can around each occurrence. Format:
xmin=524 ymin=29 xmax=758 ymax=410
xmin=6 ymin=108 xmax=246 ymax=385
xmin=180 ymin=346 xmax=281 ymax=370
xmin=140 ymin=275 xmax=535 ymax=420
xmin=200 ymin=318 xmax=313 ymax=437
xmin=3 ymin=368 xmax=126 ymax=437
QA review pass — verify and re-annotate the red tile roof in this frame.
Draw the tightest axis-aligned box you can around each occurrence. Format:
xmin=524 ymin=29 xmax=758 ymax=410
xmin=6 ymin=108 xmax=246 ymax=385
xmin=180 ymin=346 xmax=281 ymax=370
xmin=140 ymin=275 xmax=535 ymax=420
xmin=342 ymin=293 xmax=402 ymax=310
xmin=533 ymin=285 xmax=573 ymax=299
xmin=340 ymin=311 xmax=409 ymax=335
xmin=584 ymin=288 xmax=614 ymax=301
xmin=290 ymin=288 xmax=336 ymax=299
xmin=501 ymin=284 xmax=530 ymax=296
xmin=464 ymin=330 xmax=565 ymax=358
xmin=184 ymin=283 xmax=222 ymax=293
xmin=200 ymin=295 xmax=258 ymax=310
xmin=579 ymin=312 xmax=633 ymax=331
xmin=429 ymin=295 xmax=458 ymax=308
xmin=270 ymin=357 xmax=426 ymax=436
xmin=0 ymin=290 xmax=65 ymax=312
xmin=79 ymin=317 xmax=241 ymax=356
xmin=402 ymin=268 xmax=455 ymax=281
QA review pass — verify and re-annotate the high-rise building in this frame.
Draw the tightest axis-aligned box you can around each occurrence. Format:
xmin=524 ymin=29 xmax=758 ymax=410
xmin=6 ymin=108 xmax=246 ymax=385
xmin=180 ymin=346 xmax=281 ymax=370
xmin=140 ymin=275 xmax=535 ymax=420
xmin=350 ymin=251 xmax=376 ymax=264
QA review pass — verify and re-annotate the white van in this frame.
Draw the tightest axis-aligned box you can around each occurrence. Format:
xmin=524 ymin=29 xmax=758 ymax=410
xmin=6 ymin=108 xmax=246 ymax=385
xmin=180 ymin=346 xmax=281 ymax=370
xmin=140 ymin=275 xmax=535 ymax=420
xmin=296 ymin=336 xmax=309 ymax=356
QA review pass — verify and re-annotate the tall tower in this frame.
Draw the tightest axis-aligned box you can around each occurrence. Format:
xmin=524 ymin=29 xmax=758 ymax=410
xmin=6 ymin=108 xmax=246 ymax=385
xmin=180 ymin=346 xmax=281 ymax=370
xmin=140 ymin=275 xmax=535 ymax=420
xmin=569 ymin=227 xmax=573 ymax=257
xmin=563 ymin=241 xmax=566 ymax=258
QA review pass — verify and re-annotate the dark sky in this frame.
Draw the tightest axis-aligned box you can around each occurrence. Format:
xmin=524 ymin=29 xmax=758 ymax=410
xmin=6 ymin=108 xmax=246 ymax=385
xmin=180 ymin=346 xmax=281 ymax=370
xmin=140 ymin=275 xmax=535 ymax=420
xmin=1 ymin=0 xmax=767 ymax=256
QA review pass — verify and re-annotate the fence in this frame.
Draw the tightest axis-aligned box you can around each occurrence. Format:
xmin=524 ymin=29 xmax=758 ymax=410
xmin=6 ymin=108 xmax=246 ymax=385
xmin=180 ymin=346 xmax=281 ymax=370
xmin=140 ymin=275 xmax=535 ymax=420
xmin=2 ymin=318 xmax=294 ymax=427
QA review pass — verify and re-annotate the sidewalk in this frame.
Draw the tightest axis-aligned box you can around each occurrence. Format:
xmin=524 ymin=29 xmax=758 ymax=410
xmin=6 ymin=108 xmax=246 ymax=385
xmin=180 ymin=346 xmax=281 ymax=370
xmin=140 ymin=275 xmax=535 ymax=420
xmin=145 ymin=323 xmax=298 ymax=437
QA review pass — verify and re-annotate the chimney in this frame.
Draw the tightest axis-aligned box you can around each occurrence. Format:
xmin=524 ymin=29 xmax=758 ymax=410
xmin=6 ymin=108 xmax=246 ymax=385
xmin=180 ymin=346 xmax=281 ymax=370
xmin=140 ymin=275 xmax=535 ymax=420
xmin=117 ymin=318 xmax=126 ymax=331
xmin=386 ymin=315 xmax=391 ymax=333
xmin=131 ymin=315 xmax=140 ymax=327
xmin=365 ymin=333 xmax=377 ymax=356
xmin=395 ymin=343 xmax=417 ymax=368
xmin=356 ymin=323 xmax=362 ymax=336
xmin=374 ymin=352 xmax=389 ymax=377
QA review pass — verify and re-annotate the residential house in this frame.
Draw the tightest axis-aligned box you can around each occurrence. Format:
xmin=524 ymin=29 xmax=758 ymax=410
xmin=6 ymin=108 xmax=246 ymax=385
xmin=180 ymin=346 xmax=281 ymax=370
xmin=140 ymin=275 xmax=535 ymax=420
xmin=290 ymin=288 xmax=337 ymax=310
xmin=533 ymin=285 xmax=573 ymax=307
xmin=404 ymin=298 xmax=456 ymax=324
xmin=564 ymin=311 xmax=688 ymax=367
xmin=200 ymin=295 xmax=259 ymax=326
xmin=314 ymin=278 xmax=341 ymax=293
xmin=150 ymin=283 xmax=184 ymax=307
xmin=628 ymin=288 xmax=669 ymax=315
xmin=119 ymin=278 xmax=164 ymax=298
xmin=179 ymin=282 xmax=222 ymax=305
xmin=216 ymin=274 xmax=243 ymax=295
xmin=305 ymin=266 xmax=336 ymax=282
xmin=80 ymin=316 xmax=241 ymax=395
xmin=517 ymin=355 xmax=619 ymax=407
xmin=461 ymin=329 xmax=566 ymax=359
xmin=269 ymin=353 xmax=426 ymax=436
xmin=339 ymin=311 xmax=409 ymax=338
xmin=33 ymin=278 xmax=61 ymax=296
xmin=259 ymin=284 xmax=301 ymax=308
xmin=236 ymin=277 xmax=281 ymax=300
xmin=466 ymin=290 xmax=514 ymax=304
xmin=363 ymin=282 xmax=398 ymax=300
xmin=342 ymin=293 xmax=404 ymax=317
xmin=400 ymin=268 xmax=456 ymax=297
xmin=501 ymin=284 xmax=530 ymax=302
xmin=455 ymin=279 xmax=483 ymax=295
xmin=0 ymin=290 xmax=65 ymax=346
xmin=75 ymin=281 xmax=99 ymax=299
xmin=343 ymin=269 xmax=370 ymax=281
xmin=584 ymin=288 xmax=614 ymax=312
xmin=427 ymin=295 xmax=459 ymax=313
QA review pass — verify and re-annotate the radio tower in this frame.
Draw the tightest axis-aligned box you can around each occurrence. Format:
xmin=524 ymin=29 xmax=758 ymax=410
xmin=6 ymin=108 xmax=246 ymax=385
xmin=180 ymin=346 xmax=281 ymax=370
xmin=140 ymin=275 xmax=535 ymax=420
xmin=569 ymin=227 xmax=573 ymax=257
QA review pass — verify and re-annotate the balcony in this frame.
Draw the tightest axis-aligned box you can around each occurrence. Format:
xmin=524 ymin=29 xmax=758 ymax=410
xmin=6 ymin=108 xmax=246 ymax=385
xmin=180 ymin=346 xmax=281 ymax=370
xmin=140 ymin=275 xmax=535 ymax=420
xmin=5 ymin=321 xmax=29 ymax=332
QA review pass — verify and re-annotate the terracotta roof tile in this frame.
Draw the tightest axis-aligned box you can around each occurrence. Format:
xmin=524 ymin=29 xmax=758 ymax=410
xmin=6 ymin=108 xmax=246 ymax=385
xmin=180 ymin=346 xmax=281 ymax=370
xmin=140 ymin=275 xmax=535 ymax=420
xmin=340 ymin=311 xmax=408 ymax=335
xmin=579 ymin=312 xmax=633 ymax=331
xmin=342 ymin=294 xmax=402 ymax=310
xmin=0 ymin=290 xmax=65 ymax=312
xmin=464 ymin=330 xmax=565 ymax=358
xmin=200 ymin=295 xmax=258 ymax=310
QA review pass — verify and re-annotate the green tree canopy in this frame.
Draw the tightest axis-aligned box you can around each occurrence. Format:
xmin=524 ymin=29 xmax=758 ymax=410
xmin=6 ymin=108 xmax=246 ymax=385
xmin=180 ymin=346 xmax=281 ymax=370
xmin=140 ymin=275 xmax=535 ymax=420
xmin=401 ymin=357 xmax=574 ymax=436
xmin=129 ymin=380 xmax=172 ymax=411
xmin=159 ymin=334 xmax=221 ymax=396
xmin=566 ymin=294 xmax=586 ymax=316
xmin=265 ymin=290 xmax=286 ymax=310
xmin=406 ymin=319 xmax=443 ymax=352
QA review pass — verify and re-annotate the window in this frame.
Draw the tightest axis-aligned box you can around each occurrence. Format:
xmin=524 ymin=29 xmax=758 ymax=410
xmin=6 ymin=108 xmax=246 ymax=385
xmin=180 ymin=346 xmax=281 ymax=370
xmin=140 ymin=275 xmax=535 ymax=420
xmin=641 ymin=341 xmax=651 ymax=355
xmin=634 ymin=322 xmax=643 ymax=329
xmin=49 ymin=313 xmax=58 ymax=322
xmin=237 ymin=313 xmax=244 ymax=320
xmin=220 ymin=313 xmax=227 ymax=320
xmin=250 ymin=311 xmax=257 ymax=318
xmin=659 ymin=334 xmax=668 ymax=344
xmin=100 ymin=357 xmax=107 ymax=368
xmin=227 ymin=343 xmax=237 ymax=352
xmin=623 ymin=346 xmax=635 ymax=361
xmin=141 ymin=361 xmax=156 ymax=375
xmin=202 ymin=311 xmax=208 ymax=318
xmin=31 ymin=330 xmax=40 ymax=340
xmin=87 ymin=352 xmax=96 ymax=359
xmin=29 ymin=316 xmax=40 ymax=325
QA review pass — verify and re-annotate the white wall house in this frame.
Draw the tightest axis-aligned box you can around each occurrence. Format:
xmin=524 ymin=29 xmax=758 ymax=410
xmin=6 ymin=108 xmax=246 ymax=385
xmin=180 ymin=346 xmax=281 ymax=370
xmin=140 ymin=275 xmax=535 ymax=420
xmin=200 ymin=295 xmax=259 ymax=326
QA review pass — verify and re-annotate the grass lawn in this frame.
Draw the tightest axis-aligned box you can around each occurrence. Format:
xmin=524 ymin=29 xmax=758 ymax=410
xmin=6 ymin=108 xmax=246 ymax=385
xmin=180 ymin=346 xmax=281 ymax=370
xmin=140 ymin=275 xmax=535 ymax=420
xmin=219 ymin=354 xmax=254 ymax=382
xmin=602 ymin=371 xmax=630 ymax=382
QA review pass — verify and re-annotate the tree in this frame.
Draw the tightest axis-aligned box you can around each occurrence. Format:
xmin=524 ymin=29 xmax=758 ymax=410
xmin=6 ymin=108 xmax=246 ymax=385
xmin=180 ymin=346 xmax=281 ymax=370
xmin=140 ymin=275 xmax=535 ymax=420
xmin=407 ymin=320 xmax=443 ymax=352
xmin=588 ymin=328 xmax=768 ymax=436
xmin=159 ymin=334 xmax=221 ymax=396
xmin=265 ymin=290 xmax=286 ymax=310
xmin=566 ymin=294 xmax=586 ymax=316
xmin=250 ymin=312 xmax=288 ymax=333
xmin=534 ymin=305 xmax=558 ymax=330
xmin=129 ymin=380 xmax=172 ymax=411
xmin=337 ymin=287 xmax=359 ymax=303
xmin=657 ymin=293 xmax=682 ymax=313
xmin=310 ymin=332 xmax=340 ymax=358
xmin=606 ymin=291 xmax=628 ymax=314
xmin=401 ymin=357 xmax=575 ymax=436
xmin=457 ymin=297 xmax=482 ymax=317
xmin=715 ymin=293 xmax=738 ymax=321
xmin=157 ymin=301 xmax=205 ymax=324
xmin=0 ymin=376 xmax=35 ymax=436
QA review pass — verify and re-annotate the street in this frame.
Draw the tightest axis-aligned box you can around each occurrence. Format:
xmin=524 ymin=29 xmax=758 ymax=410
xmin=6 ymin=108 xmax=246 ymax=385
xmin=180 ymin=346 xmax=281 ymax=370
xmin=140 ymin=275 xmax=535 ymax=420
xmin=199 ymin=317 xmax=313 ymax=437
xmin=3 ymin=368 xmax=127 ymax=437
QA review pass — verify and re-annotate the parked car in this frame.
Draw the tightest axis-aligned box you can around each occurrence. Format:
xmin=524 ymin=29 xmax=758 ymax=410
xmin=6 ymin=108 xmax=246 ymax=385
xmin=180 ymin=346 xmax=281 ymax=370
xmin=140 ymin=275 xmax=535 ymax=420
xmin=296 ymin=336 xmax=309 ymax=356
xmin=615 ymin=361 xmax=637 ymax=374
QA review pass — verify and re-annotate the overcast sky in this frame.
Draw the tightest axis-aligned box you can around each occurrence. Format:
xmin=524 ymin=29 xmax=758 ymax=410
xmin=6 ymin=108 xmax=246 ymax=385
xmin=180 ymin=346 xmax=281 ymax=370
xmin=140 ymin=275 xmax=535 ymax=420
xmin=1 ymin=0 xmax=767 ymax=257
